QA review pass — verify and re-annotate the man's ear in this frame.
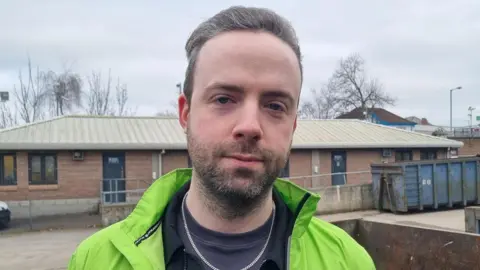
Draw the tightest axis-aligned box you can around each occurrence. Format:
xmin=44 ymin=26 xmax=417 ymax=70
xmin=178 ymin=94 xmax=189 ymax=132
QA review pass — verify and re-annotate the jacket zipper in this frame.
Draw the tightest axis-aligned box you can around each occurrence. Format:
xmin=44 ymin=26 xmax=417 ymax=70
xmin=285 ymin=236 xmax=292 ymax=270
xmin=184 ymin=249 xmax=188 ymax=270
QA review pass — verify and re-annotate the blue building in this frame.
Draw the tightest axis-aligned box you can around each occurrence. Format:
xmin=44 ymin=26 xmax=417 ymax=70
xmin=336 ymin=108 xmax=417 ymax=131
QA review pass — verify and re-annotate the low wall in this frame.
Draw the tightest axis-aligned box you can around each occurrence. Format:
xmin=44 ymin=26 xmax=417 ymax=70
xmin=341 ymin=219 xmax=480 ymax=270
xmin=465 ymin=206 xmax=480 ymax=233
xmin=6 ymin=198 xmax=99 ymax=219
xmin=311 ymin=184 xmax=374 ymax=215
xmin=100 ymin=202 xmax=136 ymax=226
xmin=99 ymin=184 xmax=376 ymax=225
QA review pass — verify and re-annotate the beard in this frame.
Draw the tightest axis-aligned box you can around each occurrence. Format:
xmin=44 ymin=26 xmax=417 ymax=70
xmin=186 ymin=126 xmax=290 ymax=220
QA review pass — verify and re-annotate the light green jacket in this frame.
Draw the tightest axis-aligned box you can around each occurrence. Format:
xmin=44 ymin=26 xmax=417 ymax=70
xmin=68 ymin=169 xmax=375 ymax=269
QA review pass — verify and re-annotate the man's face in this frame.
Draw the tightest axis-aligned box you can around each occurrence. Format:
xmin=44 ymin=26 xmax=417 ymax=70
xmin=179 ymin=30 xmax=301 ymax=203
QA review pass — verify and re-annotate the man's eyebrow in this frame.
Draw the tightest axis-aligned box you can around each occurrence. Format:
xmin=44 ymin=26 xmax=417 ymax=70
xmin=206 ymin=82 xmax=244 ymax=93
xmin=262 ymin=90 xmax=296 ymax=107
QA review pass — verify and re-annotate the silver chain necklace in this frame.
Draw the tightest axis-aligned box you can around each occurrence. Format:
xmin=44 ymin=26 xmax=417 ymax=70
xmin=181 ymin=192 xmax=275 ymax=270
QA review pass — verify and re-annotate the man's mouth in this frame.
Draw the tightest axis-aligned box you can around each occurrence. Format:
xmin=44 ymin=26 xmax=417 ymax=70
xmin=225 ymin=154 xmax=264 ymax=163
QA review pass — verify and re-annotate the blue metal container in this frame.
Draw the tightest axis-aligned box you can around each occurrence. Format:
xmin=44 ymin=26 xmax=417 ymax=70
xmin=372 ymin=157 xmax=480 ymax=213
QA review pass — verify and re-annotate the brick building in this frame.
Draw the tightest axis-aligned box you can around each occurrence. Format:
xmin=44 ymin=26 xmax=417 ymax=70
xmin=0 ymin=115 xmax=462 ymax=218
xmin=454 ymin=137 xmax=480 ymax=157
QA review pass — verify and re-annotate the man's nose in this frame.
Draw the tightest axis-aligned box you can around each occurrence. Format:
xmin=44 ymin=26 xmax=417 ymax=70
xmin=232 ymin=104 xmax=263 ymax=142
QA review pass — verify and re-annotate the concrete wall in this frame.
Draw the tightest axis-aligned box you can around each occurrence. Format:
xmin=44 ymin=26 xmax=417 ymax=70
xmin=6 ymin=198 xmax=99 ymax=219
xmin=312 ymin=184 xmax=374 ymax=215
xmin=465 ymin=206 xmax=480 ymax=234
xmin=100 ymin=202 xmax=136 ymax=226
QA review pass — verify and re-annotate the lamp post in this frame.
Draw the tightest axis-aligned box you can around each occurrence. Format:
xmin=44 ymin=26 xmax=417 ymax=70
xmin=449 ymin=86 xmax=462 ymax=134
xmin=468 ymin=106 xmax=476 ymax=128
xmin=176 ymin=83 xmax=182 ymax=95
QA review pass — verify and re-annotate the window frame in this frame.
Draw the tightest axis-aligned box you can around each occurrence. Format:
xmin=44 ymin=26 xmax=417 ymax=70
xmin=395 ymin=150 xmax=413 ymax=162
xmin=0 ymin=153 xmax=17 ymax=186
xmin=28 ymin=153 xmax=58 ymax=185
xmin=420 ymin=149 xmax=438 ymax=160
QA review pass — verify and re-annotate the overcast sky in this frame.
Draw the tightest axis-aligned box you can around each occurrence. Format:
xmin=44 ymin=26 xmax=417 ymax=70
xmin=1 ymin=1 xmax=479 ymax=127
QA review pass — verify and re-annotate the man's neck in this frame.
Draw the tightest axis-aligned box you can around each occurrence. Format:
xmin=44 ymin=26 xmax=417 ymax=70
xmin=185 ymin=179 xmax=274 ymax=234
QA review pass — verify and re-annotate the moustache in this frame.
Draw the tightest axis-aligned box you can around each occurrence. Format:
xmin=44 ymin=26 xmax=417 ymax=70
xmin=214 ymin=141 xmax=272 ymax=160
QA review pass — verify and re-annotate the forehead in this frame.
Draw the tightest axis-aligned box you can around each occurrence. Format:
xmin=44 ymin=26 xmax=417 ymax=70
xmin=193 ymin=30 xmax=302 ymax=99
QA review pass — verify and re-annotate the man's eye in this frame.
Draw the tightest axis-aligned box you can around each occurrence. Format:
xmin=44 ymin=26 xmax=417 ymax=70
xmin=216 ymin=96 xmax=232 ymax=104
xmin=268 ymin=103 xmax=285 ymax=111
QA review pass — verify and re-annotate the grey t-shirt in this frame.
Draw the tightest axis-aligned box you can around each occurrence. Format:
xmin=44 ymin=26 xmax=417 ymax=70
xmin=177 ymin=202 xmax=275 ymax=270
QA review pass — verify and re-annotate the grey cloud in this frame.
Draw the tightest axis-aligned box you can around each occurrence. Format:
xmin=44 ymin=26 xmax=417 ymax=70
xmin=0 ymin=0 xmax=479 ymax=125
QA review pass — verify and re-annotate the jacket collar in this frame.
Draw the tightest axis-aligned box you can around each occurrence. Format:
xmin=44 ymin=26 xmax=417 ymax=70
xmin=120 ymin=168 xmax=320 ymax=250
xmin=161 ymin=180 xmax=294 ymax=269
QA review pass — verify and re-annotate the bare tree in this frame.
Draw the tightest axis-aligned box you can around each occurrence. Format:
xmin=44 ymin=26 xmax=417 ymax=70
xmin=43 ymin=69 xmax=83 ymax=116
xmin=84 ymin=70 xmax=136 ymax=116
xmin=298 ymin=83 xmax=342 ymax=119
xmin=303 ymin=53 xmax=396 ymax=118
xmin=115 ymin=79 xmax=136 ymax=116
xmin=156 ymin=100 xmax=178 ymax=117
xmin=0 ymin=102 xmax=17 ymax=129
xmin=329 ymin=53 xmax=395 ymax=112
xmin=85 ymin=70 xmax=114 ymax=115
xmin=13 ymin=57 xmax=48 ymax=123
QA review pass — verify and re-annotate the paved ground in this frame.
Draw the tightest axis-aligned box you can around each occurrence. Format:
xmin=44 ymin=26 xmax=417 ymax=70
xmin=0 ymin=228 xmax=99 ymax=270
xmin=318 ymin=209 xmax=466 ymax=231
xmin=0 ymin=208 xmax=468 ymax=269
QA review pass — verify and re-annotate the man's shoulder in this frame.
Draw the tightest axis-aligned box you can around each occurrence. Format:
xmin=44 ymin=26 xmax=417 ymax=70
xmin=302 ymin=217 xmax=375 ymax=269
xmin=68 ymin=223 xmax=124 ymax=269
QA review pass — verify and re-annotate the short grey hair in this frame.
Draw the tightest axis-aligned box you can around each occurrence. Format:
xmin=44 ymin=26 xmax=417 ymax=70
xmin=183 ymin=6 xmax=303 ymax=103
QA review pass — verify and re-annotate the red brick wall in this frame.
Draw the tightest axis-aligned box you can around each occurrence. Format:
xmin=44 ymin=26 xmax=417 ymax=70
xmin=0 ymin=151 xmax=102 ymax=201
xmin=162 ymin=150 xmax=189 ymax=175
xmin=125 ymin=151 xmax=153 ymax=191
xmin=288 ymin=150 xmax=312 ymax=188
xmin=1 ymin=150 xmax=158 ymax=202
xmin=456 ymin=138 xmax=480 ymax=156
xmin=346 ymin=150 xmax=382 ymax=185
xmin=1 ymin=147 xmax=455 ymax=201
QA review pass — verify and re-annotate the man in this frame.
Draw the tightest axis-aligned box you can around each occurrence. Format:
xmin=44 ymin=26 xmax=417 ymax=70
xmin=68 ymin=6 xmax=375 ymax=270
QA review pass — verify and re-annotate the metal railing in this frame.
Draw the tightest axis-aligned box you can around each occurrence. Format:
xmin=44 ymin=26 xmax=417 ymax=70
xmin=282 ymin=170 xmax=372 ymax=188
xmin=101 ymin=178 xmax=154 ymax=204
xmin=100 ymin=171 xmax=373 ymax=204
xmin=451 ymin=127 xmax=480 ymax=138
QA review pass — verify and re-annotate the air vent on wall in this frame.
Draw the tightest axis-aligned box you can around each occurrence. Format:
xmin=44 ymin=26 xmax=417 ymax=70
xmin=72 ymin=151 xmax=84 ymax=161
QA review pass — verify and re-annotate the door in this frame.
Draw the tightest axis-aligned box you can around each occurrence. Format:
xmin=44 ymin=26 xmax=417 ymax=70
xmin=103 ymin=152 xmax=126 ymax=203
xmin=331 ymin=151 xmax=347 ymax=186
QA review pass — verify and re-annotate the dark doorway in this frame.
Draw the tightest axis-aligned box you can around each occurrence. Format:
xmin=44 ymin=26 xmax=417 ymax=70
xmin=331 ymin=151 xmax=347 ymax=186
xmin=102 ymin=152 xmax=126 ymax=203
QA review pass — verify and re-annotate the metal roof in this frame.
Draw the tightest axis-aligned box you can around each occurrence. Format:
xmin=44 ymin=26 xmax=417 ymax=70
xmin=0 ymin=115 xmax=463 ymax=150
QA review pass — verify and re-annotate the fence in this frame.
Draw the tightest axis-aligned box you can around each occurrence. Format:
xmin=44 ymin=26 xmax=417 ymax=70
xmin=283 ymin=170 xmax=372 ymax=189
xmin=98 ymin=171 xmax=374 ymax=205
xmin=101 ymin=178 xmax=154 ymax=204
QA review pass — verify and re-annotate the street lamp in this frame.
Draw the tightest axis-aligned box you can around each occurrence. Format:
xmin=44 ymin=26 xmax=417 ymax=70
xmin=468 ymin=106 xmax=476 ymax=128
xmin=450 ymin=86 xmax=462 ymax=133
xmin=176 ymin=83 xmax=182 ymax=95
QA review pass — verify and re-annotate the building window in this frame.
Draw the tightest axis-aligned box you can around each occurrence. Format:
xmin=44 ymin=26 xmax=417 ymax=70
xmin=395 ymin=150 xmax=413 ymax=162
xmin=0 ymin=154 xmax=16 ymax=186
xmin=28 ymin=154 xmax=57 ymax=185
xmin=420 ymin=150 xmax=437 ymax=160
